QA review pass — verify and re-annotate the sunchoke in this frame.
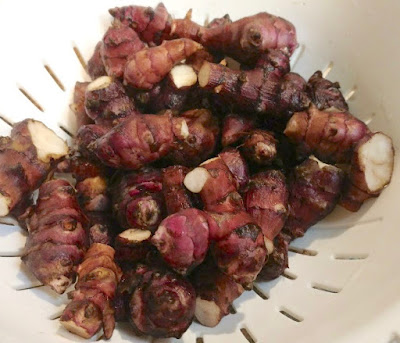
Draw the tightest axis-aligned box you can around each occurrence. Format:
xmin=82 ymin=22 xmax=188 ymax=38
xmin=123 ymin=38 xmax=202 ymax=90
xmin=114 ymin=228 xmax=152 ymax=266
xmin=283 ymin=157 xmax=344 ymax=240
xmin=0 ymin=119 xmax=68 ymax=217
xmin=87 ymin=42 xmax=107 ymax=80
xmin=284 ymin=105 xmax=370 ymax=164
xmin=221 ymin=114 xmax=255 ymax=147
xmin=244 ymin=170 xmax=288 ymax=241
xmin=70 ymin=82 xmax=92 ymax=128
xmin=60 ymin=243 xmax=122 ymax=339
xmin=152 ymin=208 xmax=216 ymax=274
xmin=241 ymin=129 xmax=278 ymax=165
xmin=22 ymin=179 xmax=87 ymax=294
xmin=219 ymin=148 xmax=249 ymax=192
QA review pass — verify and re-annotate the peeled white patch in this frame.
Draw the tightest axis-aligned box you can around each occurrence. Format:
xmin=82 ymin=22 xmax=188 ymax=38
xmin=60 ymin=320 xmax=92 ymax=339
xmin=180 ymin=120 xmax=190 ymax=139
xmin=264 ymin=237 xmax=274 ymax=255
xmin=184 ymin=167 xmax=210 ymax=193
xmin=49 ymin=275 xmax=71 ymax=294
xmin=359 ymin=133 xmax=394 ymax=193
xmin=0 ymin=194 xmax=11 ymax=217
xmin=309 ymin=155 xmax=330 ymax=169
xmin=119 ymin=228 xmax=151 ymax=242
xmin=198 ymin=62 xmax=211 ymax=88
xmin=170 ymin=65 xmax=197 ymax=89
xmin=195 ymin=298 xmax=222 ymax=327
xmin=28 ymin=120 xmax=68 ymax=163
xmin=87 ymin=76 xmax=113 ymax=91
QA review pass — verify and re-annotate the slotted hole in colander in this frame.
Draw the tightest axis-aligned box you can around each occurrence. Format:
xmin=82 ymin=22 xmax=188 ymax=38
xmin=322 ymin=61 xmax=334 ymax=78
xmin=240 ymin=327 xmax=257 ymax=343
xmin=73 ymin=45 xmax=87 ymax=71
xmin=311 ymin=282 xmax=341 ymax=294
xmin=18 ymin=87 xmax=44 ymax=112
xmin=279 ymin=307 xmax=303 ymax=323
xmin=333 ymin=253 xmax=369 ymax=260
xmin=196 ymin=337 xmax=204 ymax=343
xmin=288 ymin=246 xmax=318 ymax=256
xmin=344 ymin=86 xmax=357 ymax=101
xmin=0 ymin=115 xmax=14 ymax=127
xmin=290 ymin=44 xmax=305 ymax=69
xmin=364 ymin=112 xmax=376 ymax=125
xmin=253 ymin=284 xmax=269 ymax=300
xmin=229 ymin=304 xmax=237 ymax=314
xmin=0 ymin=250 xmax=24 ymax=257
xmin=59 ymin=125 xmax=74 ymax=138
xmin=49 ymin=309 xmax=63 ymax=320
xmin=44 ymin=64 xmax=65 ymax=91
xmin=15 ymin=284 xmax=45 ymax=291
xmin=282 ymin=270 xmax=297 ymax=280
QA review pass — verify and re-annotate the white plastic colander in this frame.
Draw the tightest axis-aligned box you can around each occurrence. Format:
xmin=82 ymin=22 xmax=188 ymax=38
xmin=0 ymin=0 xmax=399 ymax=342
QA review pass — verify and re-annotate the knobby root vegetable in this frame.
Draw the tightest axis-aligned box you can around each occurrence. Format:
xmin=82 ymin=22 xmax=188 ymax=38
xmin=128 ymin=265 xmax=196 ymax=338
xmin=257 ymin=233 xmax=289 ymax=281
xmin=112 ymin=168 xmax=165 ymax=232
xmin=244 ymin=170 xmax=288 ymax=241
xmin=70 ymin=82 xmax=92 ymax=128
xmin=114 ymin=228 xmax=152 ymax=266
xmin=109 ymin=3 xmax=172 ymax=45
xmin=190 ymin=258 xmax=244 ymax=327
xmin=284 ymin=105 xmax=370 ymax=164
xmin=172 ymin=12 xmax=297 ymax=64
xmin=241 ymin=129 xmax=277 ymax=165
xmin=75 ymin=124 xmax=109 ymax=160
xmin=340 ymin=132 xmax=394 ymax=211
xmin=255 ymin=49 xmax=290 ymax=76
xmin=123 ymin=38 xmax=202 ymax=90
xmin=198 ymin=61 xmax=310 ymax=115
xmin=307 ymin=71 xmax=348 ymax=112
xmin=206 ymin=14 xmax=232 ymax=29
xmin=221 ymin=114 xmax=255 ymax=147
xmin=0 ymin=120 xmax=68 ymax=217
xmin=185 ymin=49 xmax=215 ymax=72
xmin=151 ymin=208 xmax=216 ymax=274
xmin=87 ymin=42 xmax=107 ymax=80
xmin=85 ymin=76 xmax=137 ymax=126
xmin=283 ymin=157 xmax=344 ymax=240
xmin=87 ymin=213 xmax=114 ymax=246
xmin=60 ymin=243 xmax=122 ymax=339
xmin=219 ymin=148 xmax=249 ymax=192
xmin=162 ymin=166 xmax=195 ymax=214
xmin=22 ymin=180 xmax=87 ymax=294
xmin=101 ymin=21 xmax=146 ymax=78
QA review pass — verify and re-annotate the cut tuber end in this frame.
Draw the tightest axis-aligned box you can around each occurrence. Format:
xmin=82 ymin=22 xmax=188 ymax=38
xmin=170 ymin=65 xmax=197 ymax=89
xmin=49 ymin=275 xmax=72 ymax=294
xmin=28 ymin=120 xmax=69 ymax=163
xmin=184 ymin=167 xmax=210 ymax=193
xmin=264 ymin=237 xmax=274 ymax=255
xmin=119 ymin=229 xmax=152 ymax=242
xmin=87 ymin=76 xmax=113 ymax=92
xmin=0 ymin=195 xmax=11 ymax=217
xmin=198 ymin=62 xmax=211 ymax=88
xmin=195 ymin=298 xmax=222 ymax=327
xmin=358 ymin=133 xmax=394 ymax=193
xmin=60 ymin=320 xmax=93 ymax=339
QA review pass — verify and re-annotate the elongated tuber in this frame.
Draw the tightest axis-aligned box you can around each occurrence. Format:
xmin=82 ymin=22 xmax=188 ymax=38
xmin=221 ymin=114 xmax=255 ymax=147
xmin=60 ymin=243 xmax=122 ymax=339
xmin=87 ymin=42 xmax=107 ymax=80
xmin=128 ymin=265 xmax=196 ymax=338
xmin=307 ymin=71 xmax=348 ymax=112
xmin=340 ymin=132 xmax=394 ymax=211
xmin=124 ymin=38 xmax=202 ymax=89
xmin=112 ymin=168 xmax=165 ymax=232
xmin=85 ymin=76 xmax=137 ymax=126
xmin=198 ymin=61 xmax=310 ymax=115
xmin=70 ymin=82 xmax=92 ymax=129
xmin=0 ymin=120 xmax=68 ymax=217
xmin=219 ymin=148 xmax=249 ymax=192
xmin=283 ymin=157 xmax=344 ymax=240
xmin=162 ymin=166 xmax=195 ymax=214
xmin=241 ymin=129 xmax=278 ymax=165
xmin=22 ymin=179 xmax=87 ymax=294
xmin=190 ymin=258 xmax=244 ymax=327
xmin=152 ymin=208 xmax=216 ymax=274
xmin=244 ymin=170 xmax=288 ymax=241
xmin=284 ymin=105 xmax=370 ymax=164
xmin=257 ymin=233 xmax=289 ymax=281
xmin=101 ymin=21 xmax=146 ymax=78
xmin=75 ymin=124 xmax=109 ymax=160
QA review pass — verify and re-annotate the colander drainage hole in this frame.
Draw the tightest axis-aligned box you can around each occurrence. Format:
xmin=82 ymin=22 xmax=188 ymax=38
xmin=196 ymin=337 xmax=204 ymax=343
xmin=333 ymin=253 xmax=368 ymax=260
xmin=0 ymin=250 xmax=24 ymax=257
xmin=240 ymin=327 xmax=257 ymax=343
xmin=44 ymin=65 xmax=65 ymax=91
xmin=253 ymin=284 xmax=269 ymax=300
xmin=322 ymin=61 xmax=334 ymax=78
xmin=18 ymin=87 xmax=44 ymax=112
xmin=0 ymin=115 xmax=14 ymax=127
xmin=311 ymin=283 xmax=341 ymax=294
xmin=282 ymin=270 xmax=297 ymax=280
xmin=344 ymin=86 xmax=357 ymax=101
xmin=229 ymin=304 xmax=237 ymax=314
xmin=288 ymin=246 xmax=317 ymax=256
xmin=73 ymin=45 xmax=87 ymax=71
xmin=279 ymin=307 xmax=303 ymax=323
xmin=49 ymin=310 xmax=63 ymax=320
xmin=15 ymin=284 xmax=45 ymax=291
xmin=59 ymin=125 xmax=74 ymax=138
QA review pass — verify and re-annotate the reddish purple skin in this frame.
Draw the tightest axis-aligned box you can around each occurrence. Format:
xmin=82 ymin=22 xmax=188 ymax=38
xmin=283 ymin=158 xmax=344 ymax=240
xmin=257 ymin=233 xmax=289 ymax=281
xmin=112 ymin=168 xmax=165 ymax=232
xmin=219 ymin=148 xmax=249 ymax=192
xmin=241 ymin=129 xmax=278 ymax=166
xmin=129 ymin=268 xmax=196 ymax=338
xmin=221 ymin=114 xmax=255 ymax=147
xmin=151 ymin=209 xmax=213 ymax=274
xmin=101 ymin=23 xmax=145 ymax=78
xmin=87 ymin=42 xmax=107 ymax=80
xmin=307 ymin=71 xmax=348 ymax=112
xmin=87 ymin=213 xmax=114 ymax=246
xmin=244 ymin=170 xmax=288 ymax=240
xmin=75 ymin=124 xmax=109 ymax=160
xmin=279 ymin=72 xmax=310 ymax=113
xmin=255 ymin=49 xmax=290 ymax=76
